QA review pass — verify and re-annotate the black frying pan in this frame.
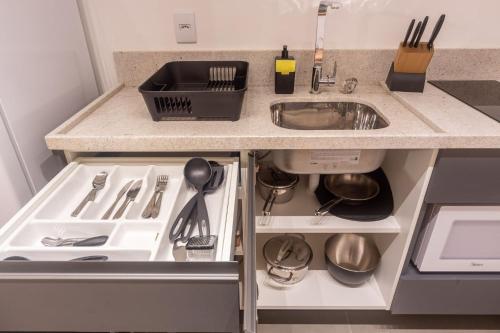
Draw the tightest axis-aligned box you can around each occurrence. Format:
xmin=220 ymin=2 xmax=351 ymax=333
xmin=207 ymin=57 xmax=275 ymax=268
xmin=314 ymin=174 xmax=380 ymax=216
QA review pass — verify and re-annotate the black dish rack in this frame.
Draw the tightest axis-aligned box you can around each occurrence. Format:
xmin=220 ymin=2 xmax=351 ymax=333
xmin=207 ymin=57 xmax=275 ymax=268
xmin=139 ymin=61 xmax=249 ymax=121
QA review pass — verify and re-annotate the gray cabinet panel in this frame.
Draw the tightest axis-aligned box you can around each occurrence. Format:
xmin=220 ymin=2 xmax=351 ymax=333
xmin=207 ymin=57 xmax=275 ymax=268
xmin=425 ymin=149 xmax=500 ymax=204
xmin=393 ymin=197 xmax=500 ymax=315
xmin=0 ymin=278 xmax=239 ymax=332
xmin=392 ymin=265 xmax=500 ymax=315
xmin=243 ymin=152 xmax=257 ymax=333
xmin=0 ymin=261 xmax=240 ymax=332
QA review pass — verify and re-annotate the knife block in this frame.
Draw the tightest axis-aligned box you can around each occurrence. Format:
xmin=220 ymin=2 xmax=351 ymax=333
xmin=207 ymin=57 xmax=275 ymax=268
xmin=394 ymin=42 xmax=434 ymax=74
xmin=385 ymin=63 xmax=426 ymax=92
xmin=386 ymin=42 xmax=433 ymax=93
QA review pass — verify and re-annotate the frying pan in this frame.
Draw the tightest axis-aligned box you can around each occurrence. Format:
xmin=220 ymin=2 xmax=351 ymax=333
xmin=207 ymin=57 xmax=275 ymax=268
xmin=314 ymin=173 xmax=380 ymax=216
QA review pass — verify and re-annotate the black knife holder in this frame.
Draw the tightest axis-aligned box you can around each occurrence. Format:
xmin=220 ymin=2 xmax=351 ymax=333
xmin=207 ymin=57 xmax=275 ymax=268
xmin=386 ymin=42 xmax=433 ymax=93
xmin=385 ymin=62 xmax=426 ymax=93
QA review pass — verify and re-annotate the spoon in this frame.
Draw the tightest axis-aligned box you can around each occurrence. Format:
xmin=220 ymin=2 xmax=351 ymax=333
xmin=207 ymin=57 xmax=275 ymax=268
xmin=41 ymin=235 xmax=108 ymax=247
xmin=184 ymin=158 xmax=212 ymax=236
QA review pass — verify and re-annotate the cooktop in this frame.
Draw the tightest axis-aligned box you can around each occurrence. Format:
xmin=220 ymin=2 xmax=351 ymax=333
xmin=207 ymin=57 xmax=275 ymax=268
xmin=429 ymin=80 xmax=500 ymax=123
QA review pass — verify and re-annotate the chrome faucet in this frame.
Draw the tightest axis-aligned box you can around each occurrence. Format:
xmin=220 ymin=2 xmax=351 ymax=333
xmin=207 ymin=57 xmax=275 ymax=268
xmin=310 ymin=0 xmax=342 ymax=94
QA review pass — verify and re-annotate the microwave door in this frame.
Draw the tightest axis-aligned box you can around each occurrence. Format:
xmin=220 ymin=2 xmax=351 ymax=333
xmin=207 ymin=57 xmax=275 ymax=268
xmin=414 ymin=206 xmax=500 ymax=272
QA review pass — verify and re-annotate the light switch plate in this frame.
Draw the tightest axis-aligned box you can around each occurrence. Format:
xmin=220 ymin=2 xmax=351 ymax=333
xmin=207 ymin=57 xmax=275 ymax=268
xmin=174 ymin=11 xmax=197 ymax=44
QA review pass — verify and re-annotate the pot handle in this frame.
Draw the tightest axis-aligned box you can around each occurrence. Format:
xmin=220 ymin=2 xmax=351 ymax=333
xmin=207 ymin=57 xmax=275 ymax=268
xmin=315 ymin=197 xmax=344 ymax=216
xmin=262 ymin=189 xmax=278 ymax=216
xmin=267 ymin=266 xmax=293 ymax=283
xmin=284 ymin=233 xmax=305 ymax=240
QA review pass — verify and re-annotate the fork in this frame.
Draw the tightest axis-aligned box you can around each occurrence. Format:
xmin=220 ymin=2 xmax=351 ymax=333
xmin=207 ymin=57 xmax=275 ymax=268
xmin=71 ymin=172 xmax=108 ymax=217
xmin=142 ymin=175 xmax=168 ymax=219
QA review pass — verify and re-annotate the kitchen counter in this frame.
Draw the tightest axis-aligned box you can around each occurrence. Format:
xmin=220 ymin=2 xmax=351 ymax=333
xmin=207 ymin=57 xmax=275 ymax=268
xmin=46 ymin=82 xmax=500 ymax=152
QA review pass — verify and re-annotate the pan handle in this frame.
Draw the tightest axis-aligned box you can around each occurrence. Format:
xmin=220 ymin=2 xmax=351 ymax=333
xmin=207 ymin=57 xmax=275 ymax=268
xmin=267 ymin=266 xmax=293 ymax=283
xmin=315 ymin=197 xmax=344 ymax=216
xmin=262 ymin=189 xmax=278 ymax=216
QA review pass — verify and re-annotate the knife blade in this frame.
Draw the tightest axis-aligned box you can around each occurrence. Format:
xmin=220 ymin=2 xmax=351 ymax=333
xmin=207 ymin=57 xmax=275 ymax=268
xmin=402 ymin=19 xmax=415 ymax=47
xmin=112 ymin=179 xmax=143 ymax=219
xmin=414 ymin=16 xmax=429 ymax=48
xmin=102 ymin=180 xmax=134 ymax=219
xmin=409 ymin=21 xmax=422 ymax=48
xmin=428 ymin=14 xmax=446 ymax=49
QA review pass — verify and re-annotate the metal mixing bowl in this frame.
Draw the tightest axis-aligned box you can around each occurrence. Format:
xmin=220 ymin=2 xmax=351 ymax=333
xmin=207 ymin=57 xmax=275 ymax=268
xmin=325 ymin=234 xmax=381 ymax=286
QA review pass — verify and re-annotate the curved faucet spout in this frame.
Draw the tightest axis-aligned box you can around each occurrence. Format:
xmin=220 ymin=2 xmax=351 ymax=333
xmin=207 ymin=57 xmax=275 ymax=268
xmin=311 ymin=1 xmax=342 ymax=94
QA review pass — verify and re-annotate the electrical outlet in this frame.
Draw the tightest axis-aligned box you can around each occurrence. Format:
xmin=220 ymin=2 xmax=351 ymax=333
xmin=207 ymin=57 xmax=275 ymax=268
xmin=174 ymin=11 xmax=197 ymax=44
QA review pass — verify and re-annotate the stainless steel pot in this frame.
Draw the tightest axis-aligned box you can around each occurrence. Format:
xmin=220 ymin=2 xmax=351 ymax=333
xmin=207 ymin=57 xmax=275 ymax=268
xmin=263 ymin=234 xmax=313 ymax=285
xmin=257 ymin=167 xmax=299 ymax=216
xmin=325 ymin=234 xmax=381 ymax=286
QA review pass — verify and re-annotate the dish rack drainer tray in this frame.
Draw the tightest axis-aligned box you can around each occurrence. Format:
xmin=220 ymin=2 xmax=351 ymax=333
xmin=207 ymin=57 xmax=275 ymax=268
xmin=139 ymin=61 xmax=249 ymax=121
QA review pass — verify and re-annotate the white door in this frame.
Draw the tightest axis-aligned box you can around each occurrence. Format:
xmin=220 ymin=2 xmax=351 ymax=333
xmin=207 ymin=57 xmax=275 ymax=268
xmin=0 ymin=0 xmax=98 ymax=192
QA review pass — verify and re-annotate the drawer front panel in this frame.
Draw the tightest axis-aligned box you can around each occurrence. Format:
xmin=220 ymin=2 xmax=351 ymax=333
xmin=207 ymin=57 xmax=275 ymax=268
xmin=0 ymin=277 xmax=239 ymax=332
xmin=392 ymin=277 xmax=500 ymax=315
xmin=426 ymin=149 xmax=500 ymax=204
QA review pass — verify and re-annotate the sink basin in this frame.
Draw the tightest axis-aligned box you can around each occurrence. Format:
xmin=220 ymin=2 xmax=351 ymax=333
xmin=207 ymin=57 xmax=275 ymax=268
xmin=270 ymin=101 xmax=389 ymax=130
xmin=270 ymin=101 xmax=388 ymax=174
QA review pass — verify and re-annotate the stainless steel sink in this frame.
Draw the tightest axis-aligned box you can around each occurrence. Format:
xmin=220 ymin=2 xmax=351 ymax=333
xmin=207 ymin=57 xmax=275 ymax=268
xmin=270 ymin=101 xmax=389 ymax=174
xmin=270 ymin=101 xmax=389 ymax=130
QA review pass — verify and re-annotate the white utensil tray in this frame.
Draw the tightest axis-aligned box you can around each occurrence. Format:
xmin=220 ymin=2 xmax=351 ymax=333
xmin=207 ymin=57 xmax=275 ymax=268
xmin=0 ymin=157 xmax=239 ymax=262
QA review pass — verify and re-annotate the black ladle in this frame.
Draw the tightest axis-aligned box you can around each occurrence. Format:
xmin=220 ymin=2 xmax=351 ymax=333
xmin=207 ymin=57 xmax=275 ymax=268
xmin=184 ymin=158 xmax=213 ymax=236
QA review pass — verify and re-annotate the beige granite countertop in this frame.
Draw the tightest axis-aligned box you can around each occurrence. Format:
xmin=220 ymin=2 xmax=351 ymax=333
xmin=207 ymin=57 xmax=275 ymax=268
xmin=46 ymin=82 xmax=500 ymax=152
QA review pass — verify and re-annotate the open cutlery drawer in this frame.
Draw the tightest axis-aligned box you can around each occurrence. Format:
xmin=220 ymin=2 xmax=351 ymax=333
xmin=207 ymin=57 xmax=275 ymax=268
xmin=0 ymin=156 xmax=247 ymax=333
xmin=0 ymin=157 xmax=238 ymax=262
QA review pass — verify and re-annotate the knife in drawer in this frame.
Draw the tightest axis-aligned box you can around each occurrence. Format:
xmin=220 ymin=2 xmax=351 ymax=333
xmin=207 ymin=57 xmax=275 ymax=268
xmin=102 ymin=180 xmax=134 ymax=219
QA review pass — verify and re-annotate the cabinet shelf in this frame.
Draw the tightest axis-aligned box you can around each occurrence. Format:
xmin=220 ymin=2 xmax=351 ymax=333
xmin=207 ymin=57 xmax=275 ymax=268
xmin=256 ymin=215 xmax=400 ymax=233
xmin=256 ymin=270 xmax=387 ymax=310
xmin=255 ymin=175 xmax=400 ymax=234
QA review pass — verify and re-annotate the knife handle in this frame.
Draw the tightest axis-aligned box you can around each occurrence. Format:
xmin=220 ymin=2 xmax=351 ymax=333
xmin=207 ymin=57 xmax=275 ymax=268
xmin=71 ymin=189 xmax=95 ymax=217
xmin=142 ymin=191 xmax=158 ymax=218
xmin=113 ymin=197 xmax=131 ymax=219
xmin=402 ymin=19 xmax=415 ymax=47
xmin=102 ymin=197 xmax=120 ymax=220
xmin=428 ymin=14 xmax=446 ymax=49
xmin=409 ymin=21 xmax=422 ymax=48
xmin=151 ymin=191 xmax=164 ymax=218
xmin=414 ymin=16 xmax=429 ymax=48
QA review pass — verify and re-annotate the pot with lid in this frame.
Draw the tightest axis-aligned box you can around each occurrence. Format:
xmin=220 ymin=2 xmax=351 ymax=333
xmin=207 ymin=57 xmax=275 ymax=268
xmin=257 ymin=166 xmax=299 ymax=216
xmin=263 ymin=234 xmax=313 ymax=285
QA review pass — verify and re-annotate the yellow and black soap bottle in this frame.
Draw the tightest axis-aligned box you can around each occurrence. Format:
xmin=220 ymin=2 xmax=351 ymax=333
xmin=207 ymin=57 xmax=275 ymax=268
xmin=275 ymin=45 xmax=296 ymax=94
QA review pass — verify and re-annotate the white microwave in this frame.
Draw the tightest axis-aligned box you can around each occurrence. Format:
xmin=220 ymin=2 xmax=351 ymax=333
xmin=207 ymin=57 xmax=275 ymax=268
xmin=413 ymin=206 xmax=500 ymax=272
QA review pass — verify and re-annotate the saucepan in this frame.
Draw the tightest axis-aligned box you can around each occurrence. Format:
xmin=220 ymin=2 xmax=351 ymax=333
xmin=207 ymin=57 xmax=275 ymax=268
xmin=257 ymin=166 xmax=299 ymax=216
xmin=263 ymin=234 xmax=313 ymax=285
xmin=314 ymin=173 xmax=380 ymax=216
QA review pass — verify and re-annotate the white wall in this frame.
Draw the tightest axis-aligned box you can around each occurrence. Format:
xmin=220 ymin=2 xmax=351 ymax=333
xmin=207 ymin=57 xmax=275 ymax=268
xmin=80 ymin=0 xmax=500 ymax=90
xmin=0 ymin=0 xmax=98 ymax=193
xmin=0 ymin=105 xmax=32 ymax=225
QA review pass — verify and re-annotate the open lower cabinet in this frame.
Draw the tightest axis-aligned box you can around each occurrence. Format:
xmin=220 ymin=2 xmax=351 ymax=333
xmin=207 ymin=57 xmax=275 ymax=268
xmin=252 ymin=149 xmax=436 ymax=312
xmin=0 ymin=149 xmax=437 ymax=332
xmin=0 ymin=155 xmax=254 ymax=333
